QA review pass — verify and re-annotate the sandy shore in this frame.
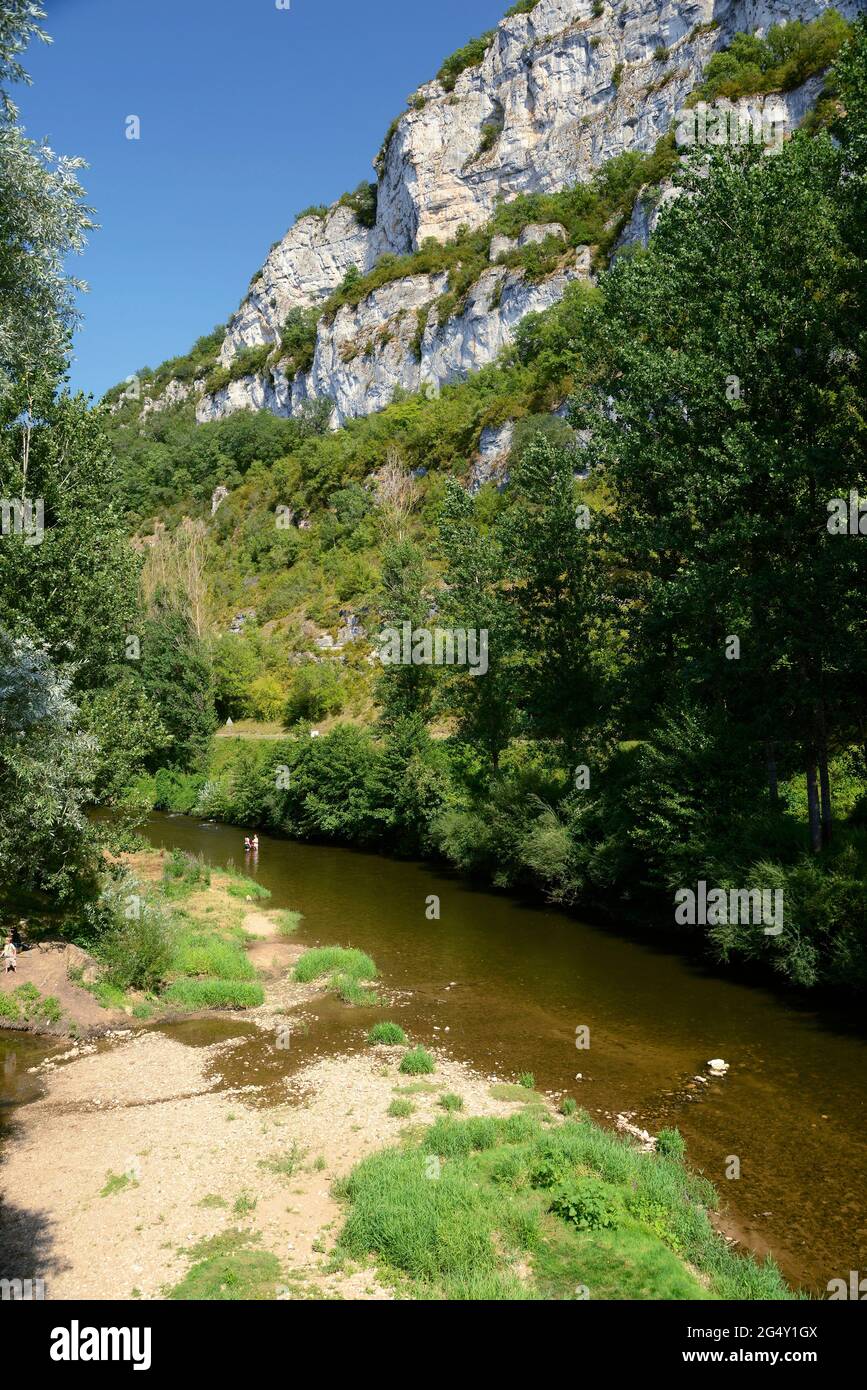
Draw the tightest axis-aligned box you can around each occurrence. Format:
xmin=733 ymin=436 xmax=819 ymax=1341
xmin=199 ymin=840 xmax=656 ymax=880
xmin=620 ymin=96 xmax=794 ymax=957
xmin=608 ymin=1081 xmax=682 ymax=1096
xmin=0 ymin=1027 xmax=534 ymax=1300
xmin=0 ymin=855 xmax=539 ymax=1301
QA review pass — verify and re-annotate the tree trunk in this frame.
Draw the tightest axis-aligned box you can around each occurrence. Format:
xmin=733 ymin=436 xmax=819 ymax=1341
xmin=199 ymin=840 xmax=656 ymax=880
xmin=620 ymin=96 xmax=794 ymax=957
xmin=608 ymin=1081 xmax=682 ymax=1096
xmin=766 ymin=744 xmax=779 ymax=806
xmin=817 ymin=699 xmax=832 ymax=848
xmin=819 ymin=744 xmax=832 ymax=848
xmin=806 ymin=761 xmax=822 ymax=854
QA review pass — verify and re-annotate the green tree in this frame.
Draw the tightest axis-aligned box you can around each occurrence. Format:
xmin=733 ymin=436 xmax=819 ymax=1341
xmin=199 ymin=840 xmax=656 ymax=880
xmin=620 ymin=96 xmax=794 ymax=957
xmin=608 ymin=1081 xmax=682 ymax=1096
xmin=570 ymin=114 xmax=866 ymax=851
xmin=0 ymin=628 xmax=100 ymax=904
xmin=139 ymin=595 xmax=217 ymax=770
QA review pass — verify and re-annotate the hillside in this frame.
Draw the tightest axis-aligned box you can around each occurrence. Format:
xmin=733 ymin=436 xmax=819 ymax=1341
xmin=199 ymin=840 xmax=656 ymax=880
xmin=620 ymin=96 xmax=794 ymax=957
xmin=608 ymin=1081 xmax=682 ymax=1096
xmin=101 ymin=4 xmax=867 ymax=996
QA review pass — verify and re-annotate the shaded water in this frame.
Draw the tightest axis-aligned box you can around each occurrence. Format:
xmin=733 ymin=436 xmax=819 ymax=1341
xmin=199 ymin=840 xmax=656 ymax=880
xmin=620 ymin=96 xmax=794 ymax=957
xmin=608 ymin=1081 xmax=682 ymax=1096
xmin=140 ymin=812 xmax=867 ymax=1294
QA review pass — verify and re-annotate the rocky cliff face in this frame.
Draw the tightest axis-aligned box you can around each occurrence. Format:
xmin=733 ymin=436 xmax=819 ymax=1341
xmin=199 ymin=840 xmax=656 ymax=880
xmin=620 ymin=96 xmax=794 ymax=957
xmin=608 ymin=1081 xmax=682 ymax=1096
xmin=131 ymin=0 xmax=863 ymax=429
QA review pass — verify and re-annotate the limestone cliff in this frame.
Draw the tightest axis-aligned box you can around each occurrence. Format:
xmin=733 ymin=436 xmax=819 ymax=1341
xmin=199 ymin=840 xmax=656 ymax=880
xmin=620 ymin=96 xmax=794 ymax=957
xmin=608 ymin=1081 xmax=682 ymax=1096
xmin=122 ymin=0 xmax=863 ymax=429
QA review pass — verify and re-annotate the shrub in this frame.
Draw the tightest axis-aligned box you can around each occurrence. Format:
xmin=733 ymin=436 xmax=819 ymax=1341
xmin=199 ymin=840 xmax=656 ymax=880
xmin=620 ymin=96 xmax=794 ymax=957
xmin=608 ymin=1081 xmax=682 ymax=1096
xmin=518 ymin=1071 xmax=535 ymax=1089
xmin=549 ymin=1176 xmax=619 ymax=1231
xmin=437 ymin=32 xmax=495 ymax=92
xmin=560 ymin=1097 xmax=578 ymax=1117
xmin=388 ymin=1098 xmax=414 ymax=1118
xmin=438 ymin=1093 xmax=464 ymax=1112
xmin=656 ymin=1127 xmax=687 ymax=1161
xmin=529 ymin=1153 xmax=568 ymax=1190
xmin=692 ymin=11 xmax=851 ymax=104
xmin=97 ymin=891 xmax=174 ymax=992
xmin=399 ymin=1045 xmax=436 ymax=1076
xmin=279 ymin=307 xmax=319 ymax=375
xmin=162 ymin=849 xmax=211 ymax=896
xmin=368 ymin=1021 xmax=407 ymax=1045
xmin=337 ymin=181 xmax=378 ymax=229
xmin=283 ymin=663 xmax=344 ymax=726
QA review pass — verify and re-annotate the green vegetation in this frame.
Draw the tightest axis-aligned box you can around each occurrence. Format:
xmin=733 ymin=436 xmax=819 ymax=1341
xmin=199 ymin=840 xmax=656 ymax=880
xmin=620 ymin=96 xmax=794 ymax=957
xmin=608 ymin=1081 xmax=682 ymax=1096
xmin=294 ymin=946 xmax=378 ymax=1004
xmin=337 ymin=181 xmax=378 ymax=229
xmin=692 ymin=10 xmax=851 ymax=104
xmin=438 ymin=1092 xmax=464 ymax=1111
xmin=100 ymin=1170 xmax=138 ymax=1197
xmin=0 ymin=983 xmax=63 ymax=1026
xmin=168 ymin=1230 xmax=282 ymax=1301
xmin=162 ymin=849 xmax=211 ymax=898
xmin=337 ymin=1111 xmax=792 ymax=1300
xmin=387 ymin=1098 xmax=414 ymax=1118
xmin=162 ymin=978 xmax=264 ymax=1010
xmin=368 ymin=1021 xmax=408 ymax=1045
xmin=259 ymin=1143 xmax=306 ymax=1178
xmin=273 ymin=909 xmax=303 ymax=936
xmin=437 ymin=32 xmax=495 ymax=92
xmin=399 ymin=1046 xmax=436 ymax=1076
xmin=116 ymin=24 xmax=867 ymax=996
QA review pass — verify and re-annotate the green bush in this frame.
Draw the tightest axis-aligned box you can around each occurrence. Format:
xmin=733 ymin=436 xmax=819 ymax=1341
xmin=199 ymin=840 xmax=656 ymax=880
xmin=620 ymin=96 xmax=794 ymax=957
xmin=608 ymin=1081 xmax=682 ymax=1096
xmin=656 ymin=1127 xmax=686 ymax=1161
xmin=437 ymin=32 xmax=494 ymax=92
xmin=283 ymin=663 xmax=344 ymax=726
xmin=693 ymin=11 xmax=851 ymax=104
xmin=399 ymin=1045 xmax=436 ymax=1076
xmin=97 ymin=890 xmax=174 ymax=992
xmin=549 ymin=1176 xmax=619 ymax=1231
xmin=368 ymin=1021 xmax=407 ymax=1045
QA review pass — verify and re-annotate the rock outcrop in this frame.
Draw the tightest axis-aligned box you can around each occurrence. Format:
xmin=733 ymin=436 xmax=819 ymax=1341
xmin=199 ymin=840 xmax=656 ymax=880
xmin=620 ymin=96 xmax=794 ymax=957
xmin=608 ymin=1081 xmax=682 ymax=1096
xmin=127 ymin=0 xmax=863 ymax=429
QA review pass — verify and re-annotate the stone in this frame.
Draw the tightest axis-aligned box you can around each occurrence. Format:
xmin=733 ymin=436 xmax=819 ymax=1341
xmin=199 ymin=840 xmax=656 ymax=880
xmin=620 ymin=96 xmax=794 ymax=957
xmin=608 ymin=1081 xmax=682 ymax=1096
xmin=140 ymin=0 xmax=857 ymax=430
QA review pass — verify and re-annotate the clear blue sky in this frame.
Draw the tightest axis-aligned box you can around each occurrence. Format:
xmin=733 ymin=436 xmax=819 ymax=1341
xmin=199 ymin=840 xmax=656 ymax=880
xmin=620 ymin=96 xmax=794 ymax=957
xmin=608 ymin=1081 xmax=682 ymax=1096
xmin=19 ymin=0 xmax=508 ymax=400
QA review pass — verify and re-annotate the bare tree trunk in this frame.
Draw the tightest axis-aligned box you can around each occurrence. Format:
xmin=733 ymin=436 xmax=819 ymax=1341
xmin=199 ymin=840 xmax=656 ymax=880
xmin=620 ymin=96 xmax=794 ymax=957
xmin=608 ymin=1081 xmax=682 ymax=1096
xmin=806 ymin=760 xmax=822 ymax=854
xmin=816 ymin=698 xmax=832 ymax=848
xmin=766 ymin=743 xmax=779 ymax=806
xmin=819 ymin=744 xmax=832 ymax=848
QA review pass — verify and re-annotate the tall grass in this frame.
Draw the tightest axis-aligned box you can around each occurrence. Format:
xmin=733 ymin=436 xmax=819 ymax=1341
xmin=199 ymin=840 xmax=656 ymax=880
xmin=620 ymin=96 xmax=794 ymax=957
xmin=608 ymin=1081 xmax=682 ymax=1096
xmin=336 ymin=1112 xmax=793 ymax=1301
xmin=294 ymin=946 xmax=378 ymax=1004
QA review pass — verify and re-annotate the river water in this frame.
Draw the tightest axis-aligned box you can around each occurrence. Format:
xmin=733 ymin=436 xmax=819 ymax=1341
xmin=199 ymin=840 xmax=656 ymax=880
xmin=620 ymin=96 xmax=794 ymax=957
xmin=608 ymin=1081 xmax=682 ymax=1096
xmin=3 ymin=809 xmax=866 ymax=1294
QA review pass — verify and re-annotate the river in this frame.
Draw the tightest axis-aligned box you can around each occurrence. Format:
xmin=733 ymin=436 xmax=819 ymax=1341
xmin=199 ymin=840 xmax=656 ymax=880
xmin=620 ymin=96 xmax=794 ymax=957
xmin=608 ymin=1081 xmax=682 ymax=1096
xmin=4 ymin=809 xmax=866 ymax=1294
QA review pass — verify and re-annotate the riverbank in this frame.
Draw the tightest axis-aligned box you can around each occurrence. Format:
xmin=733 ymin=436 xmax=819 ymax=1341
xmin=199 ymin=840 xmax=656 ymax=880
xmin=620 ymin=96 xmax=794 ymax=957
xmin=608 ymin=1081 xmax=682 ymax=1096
xmin=130 ymin=725 xmax=867 ymax=997
xmin=0 ymin=849 xmax=792 ymax=1301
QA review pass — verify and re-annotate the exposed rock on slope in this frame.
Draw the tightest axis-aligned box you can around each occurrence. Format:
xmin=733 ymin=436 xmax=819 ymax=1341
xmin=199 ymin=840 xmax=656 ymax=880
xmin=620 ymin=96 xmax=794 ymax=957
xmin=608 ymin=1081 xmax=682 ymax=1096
xmin=127 ymin=0 xmax=863 ymax=428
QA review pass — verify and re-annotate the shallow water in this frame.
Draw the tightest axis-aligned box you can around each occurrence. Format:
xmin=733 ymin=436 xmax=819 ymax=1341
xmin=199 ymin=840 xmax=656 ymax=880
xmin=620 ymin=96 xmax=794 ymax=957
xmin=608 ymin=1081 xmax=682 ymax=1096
xmin=139 ymin=812 xmax=867 ymax=1294
xmin=3 ymin=810 xmax=865 ymax=1294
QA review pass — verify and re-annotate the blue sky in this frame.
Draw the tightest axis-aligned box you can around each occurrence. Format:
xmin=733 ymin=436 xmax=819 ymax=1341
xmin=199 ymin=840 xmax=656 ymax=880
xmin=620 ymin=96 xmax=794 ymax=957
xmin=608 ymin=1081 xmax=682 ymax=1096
xmin=19 ymin=0 xmax=508 ymax=400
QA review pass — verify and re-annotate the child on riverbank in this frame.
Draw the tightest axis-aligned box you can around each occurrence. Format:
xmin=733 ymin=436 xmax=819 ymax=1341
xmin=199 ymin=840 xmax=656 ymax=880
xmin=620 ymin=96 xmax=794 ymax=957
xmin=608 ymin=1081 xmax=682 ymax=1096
xmin=2 ymin=937 xmax=16 ymax=973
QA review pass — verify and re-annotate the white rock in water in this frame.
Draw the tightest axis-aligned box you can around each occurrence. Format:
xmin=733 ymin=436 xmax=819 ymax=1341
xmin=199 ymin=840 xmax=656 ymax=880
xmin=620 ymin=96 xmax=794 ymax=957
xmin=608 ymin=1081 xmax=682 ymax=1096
xmin=708 ymin=1059 xmax=729 ymax=1074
